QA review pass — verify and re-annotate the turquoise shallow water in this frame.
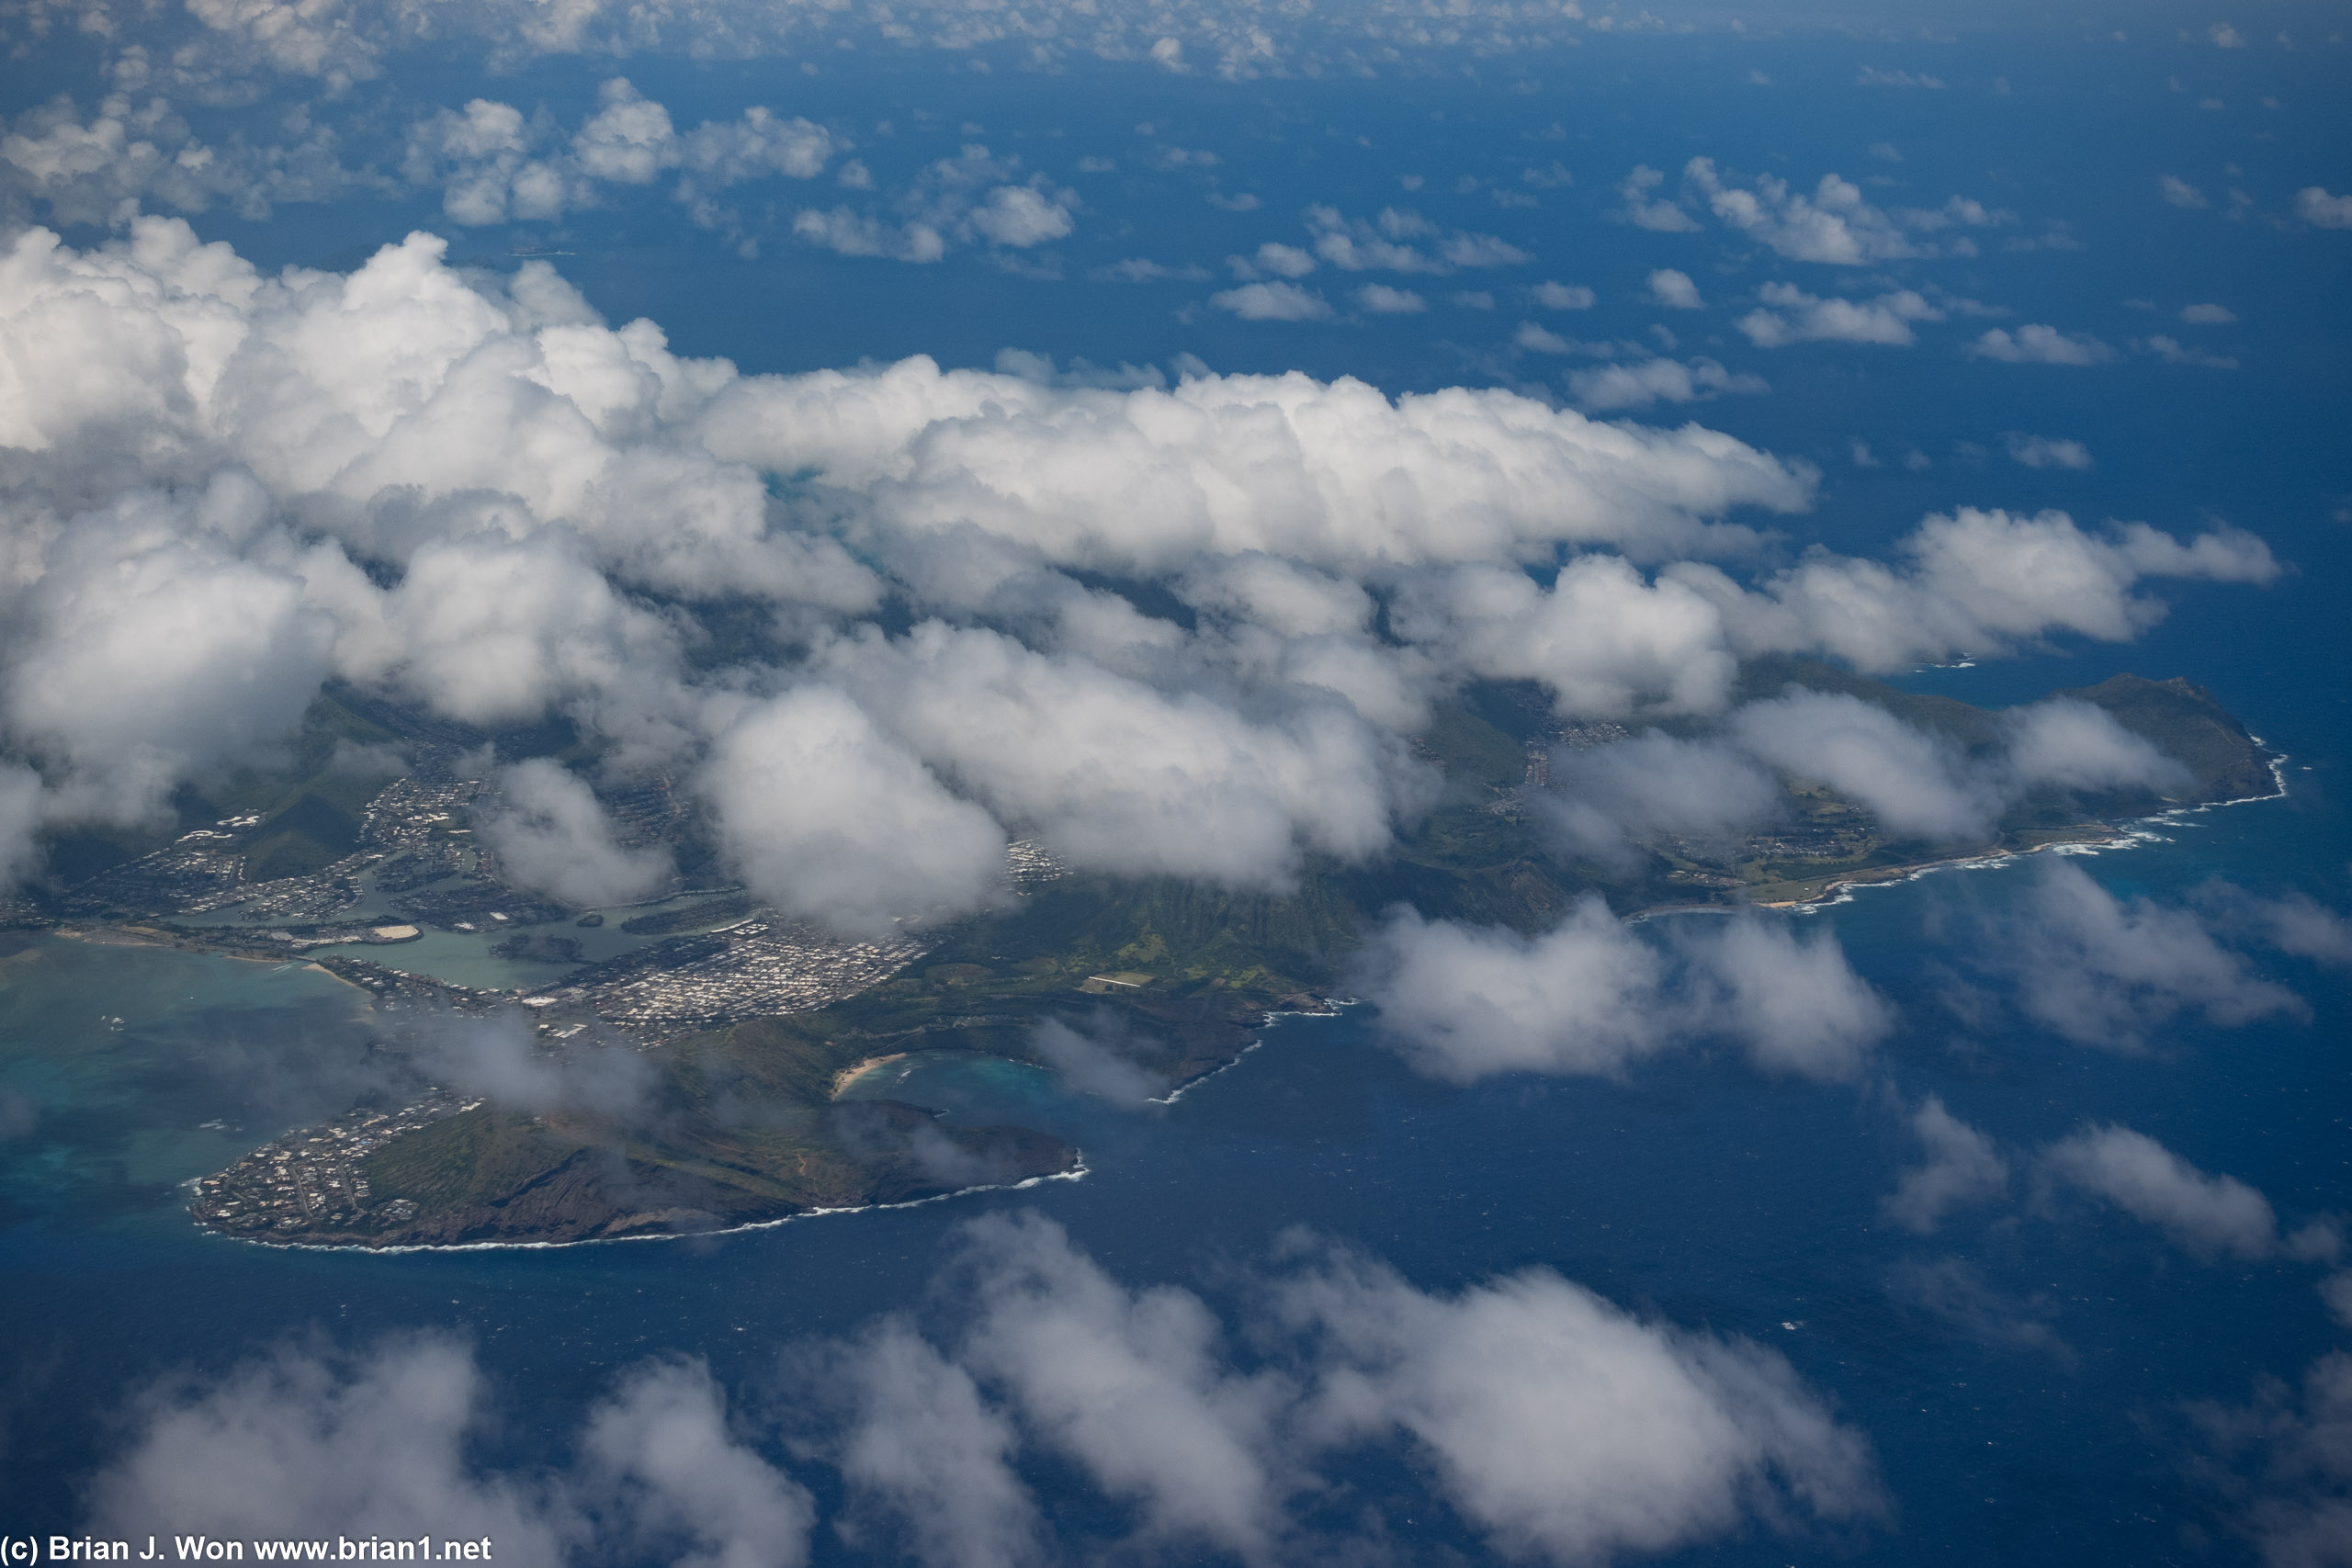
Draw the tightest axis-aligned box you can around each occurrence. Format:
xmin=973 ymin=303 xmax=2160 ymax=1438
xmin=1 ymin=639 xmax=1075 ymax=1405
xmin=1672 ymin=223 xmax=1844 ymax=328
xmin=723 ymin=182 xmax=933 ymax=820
xmin=0 ymin=938 xmax=376 ymax=1236
xmin=1 ymin=768 xmax=2346 ymax=1564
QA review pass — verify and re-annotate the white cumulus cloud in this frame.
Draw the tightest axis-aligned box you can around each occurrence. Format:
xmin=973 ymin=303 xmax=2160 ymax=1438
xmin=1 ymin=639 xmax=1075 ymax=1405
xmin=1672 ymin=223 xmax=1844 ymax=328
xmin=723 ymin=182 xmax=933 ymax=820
xmin=2044 ymin=1124 xmax=2334 ymax=1263
xmin=1965 ymin=324 xmax=2114 ymax=365
xmin=1737 ymin=283 xmax=1942 ymax=347
xmin=1211 ymin=279 xmax=1332 ymax=320
xmin=1646 ymin=267 xmax=1703 ymax=309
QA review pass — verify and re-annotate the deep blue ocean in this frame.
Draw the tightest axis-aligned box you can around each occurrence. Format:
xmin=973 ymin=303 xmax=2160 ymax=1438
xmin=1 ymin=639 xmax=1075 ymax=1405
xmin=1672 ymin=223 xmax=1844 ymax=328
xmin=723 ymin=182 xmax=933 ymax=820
xmin=4 ymin=11 xmax=2350 ymax=1562
xmin=3 ymin=752 xmax=2346 ymax=1563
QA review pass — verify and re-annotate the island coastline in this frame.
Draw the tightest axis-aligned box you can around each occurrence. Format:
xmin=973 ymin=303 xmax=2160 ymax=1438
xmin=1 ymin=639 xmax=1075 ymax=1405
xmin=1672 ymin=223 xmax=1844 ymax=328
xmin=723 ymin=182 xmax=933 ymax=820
xmin=94 ymin=664 xmax=2279 ymax=1253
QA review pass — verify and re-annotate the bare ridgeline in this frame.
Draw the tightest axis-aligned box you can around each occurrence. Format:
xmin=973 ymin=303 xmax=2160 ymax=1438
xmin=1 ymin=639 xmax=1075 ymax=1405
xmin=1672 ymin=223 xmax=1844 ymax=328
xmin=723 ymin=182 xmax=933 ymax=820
xmin=17 ymin=666 xmax=2279 ymax=1250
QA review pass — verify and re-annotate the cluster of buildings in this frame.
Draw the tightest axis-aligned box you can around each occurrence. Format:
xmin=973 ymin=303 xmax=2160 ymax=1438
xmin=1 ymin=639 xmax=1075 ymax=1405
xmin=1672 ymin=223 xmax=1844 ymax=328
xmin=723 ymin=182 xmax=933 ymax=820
xmin=64 ymin=830 xmax=249 ymax=918
xmin=61 ymin=771 xmax=488 ymax=926
xmin=318 ymin=953 xmax=506 ymax=1010
xmin=1481 ymin=719 xmax=1635 ymax=818
xmin=231 ymin=853 xmax=375 ymax=922
xmin=358 ymin=777 xmax=483 ymax=853
xmin=187 ymin=1090 xmax=480 ymax=1237
xmin=62 ymin=821 xmax=367 ymax=924
xmin=155 ymin=772 xmax=1057 ymax=1234
xmin=1736 ymin=796 xmax=1878 ymax=865
xmin=530 ymin=917 xmax=929 ymax=1032
xmin=1005 ymin=837 xmax=1068 ymax=887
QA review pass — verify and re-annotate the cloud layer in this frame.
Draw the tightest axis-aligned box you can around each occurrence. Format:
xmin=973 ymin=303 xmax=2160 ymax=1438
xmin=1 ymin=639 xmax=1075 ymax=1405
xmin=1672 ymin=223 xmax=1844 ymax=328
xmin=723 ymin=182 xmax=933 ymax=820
xmin=1352 ymin=900 xmax=1892 ymax=1083
xmin=90 ymin=1216 xmax=1884 ymax=1564
xmin=0 ymin=219 xmax=2282 ymax=936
